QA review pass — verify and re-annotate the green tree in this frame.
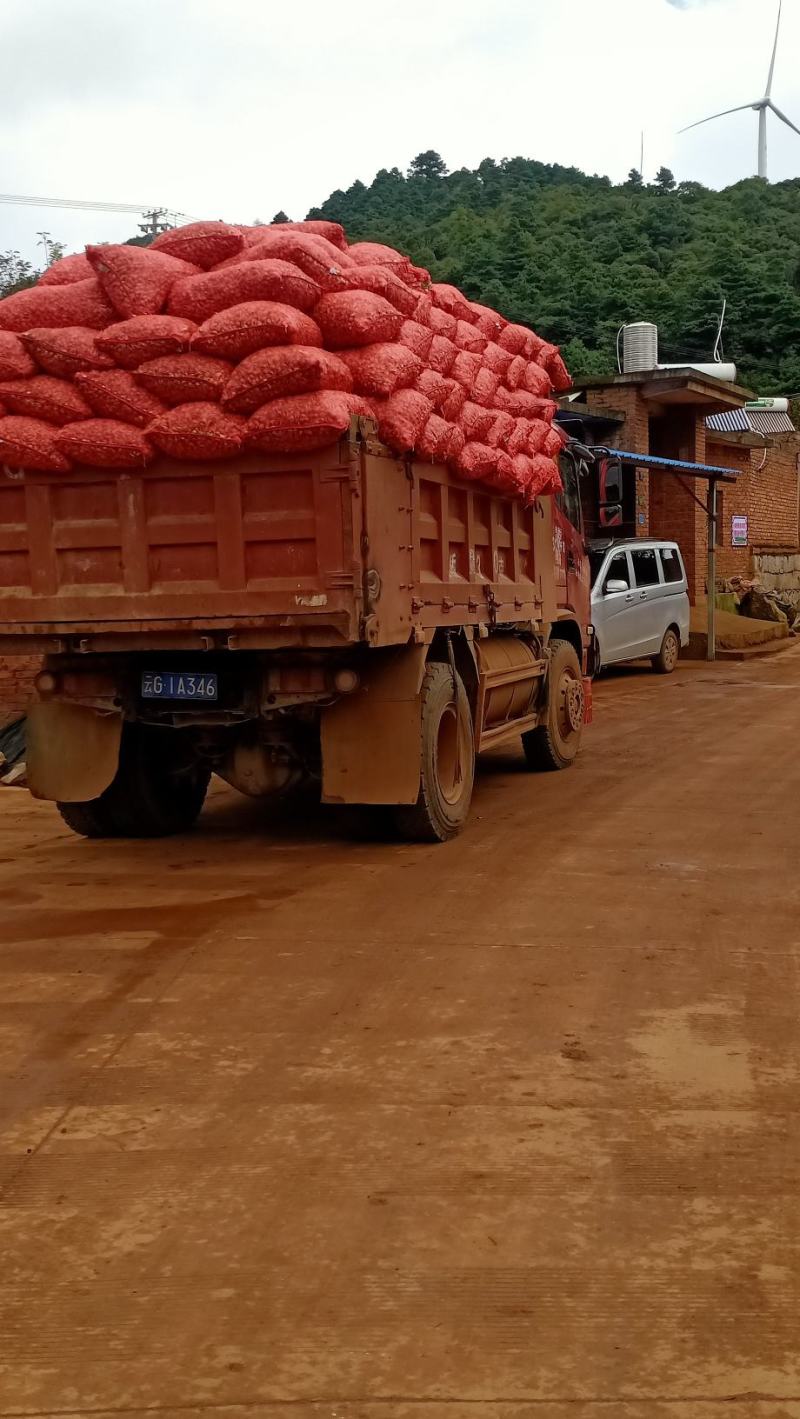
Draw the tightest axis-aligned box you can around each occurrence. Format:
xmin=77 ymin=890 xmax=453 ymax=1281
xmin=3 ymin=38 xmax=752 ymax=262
xmin=653 ymin=166 xmax=676 ymax=192
xmin=271 ymin=211 xmax=289 ymax=224
xmin=408 ymin=150 xmax=448 ymax=180
xmin=625 ymin=168 xmax=643 ymax=188
xmin=1 ymin=250 xmax=41 ymax=297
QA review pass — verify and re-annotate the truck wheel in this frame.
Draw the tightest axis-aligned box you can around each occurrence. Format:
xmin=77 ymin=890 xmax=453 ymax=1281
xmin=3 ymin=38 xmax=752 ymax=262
xmin=393 ymin=662 xmax=475 ymax=843
xmin=523 ymin=638 xmax=583 ymax=772
xmin=57 ymin=724 xmax=210 ymax=839
xmin=652 ymin=627 xmax=680 ymax=674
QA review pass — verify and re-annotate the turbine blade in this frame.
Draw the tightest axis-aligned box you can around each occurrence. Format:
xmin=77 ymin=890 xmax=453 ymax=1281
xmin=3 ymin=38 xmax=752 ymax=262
xmin=679 ymin=103 xmax=759 ymax=134
xmin=766 ymin=0 xmax=782 ymax=96
xmin=769 ymin=100 xmax=800 ymax=137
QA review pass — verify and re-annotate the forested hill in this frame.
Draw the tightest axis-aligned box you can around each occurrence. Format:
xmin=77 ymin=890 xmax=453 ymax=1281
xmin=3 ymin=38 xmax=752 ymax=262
xmin=308 ymin=153 xmax=800 ymax=395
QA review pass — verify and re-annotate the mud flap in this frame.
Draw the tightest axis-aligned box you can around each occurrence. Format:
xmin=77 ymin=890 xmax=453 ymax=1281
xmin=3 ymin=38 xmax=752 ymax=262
xmin=26 ymin=700 xmax=122 ymax=804
xmin=321 ymin=645 xmax=427 ymax=805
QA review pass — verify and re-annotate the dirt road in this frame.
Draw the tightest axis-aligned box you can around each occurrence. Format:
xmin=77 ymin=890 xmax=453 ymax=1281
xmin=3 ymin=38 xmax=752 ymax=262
xmin=2 ymin=649 xmax=800 ymax=1418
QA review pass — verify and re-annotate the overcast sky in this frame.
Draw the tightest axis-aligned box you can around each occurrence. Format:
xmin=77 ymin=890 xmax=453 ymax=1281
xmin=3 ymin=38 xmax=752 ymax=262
xmin=1 ymin=0 xmax=798 ymax=263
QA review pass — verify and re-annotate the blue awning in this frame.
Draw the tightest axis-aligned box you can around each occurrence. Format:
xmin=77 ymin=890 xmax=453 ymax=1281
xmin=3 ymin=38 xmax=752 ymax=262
xmin=597 ymin=447 xmax=741 ymax=481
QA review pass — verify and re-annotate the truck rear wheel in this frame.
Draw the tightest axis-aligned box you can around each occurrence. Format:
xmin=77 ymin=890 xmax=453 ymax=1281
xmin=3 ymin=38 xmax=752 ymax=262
xmin=393 ymin=662 xmax=475 ymax=843
xmin=523 ymin=638 xmax=583 ymax=772
xmin=57 ymin=724 xmax=210 ymax=839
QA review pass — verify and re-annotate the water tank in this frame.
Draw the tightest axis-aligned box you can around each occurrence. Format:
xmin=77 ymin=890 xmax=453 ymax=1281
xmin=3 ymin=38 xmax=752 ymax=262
xmin=622 ymin=321 xmax=658 ymax=373
xmin=658 ymin=361 xmax=737 ymax=383
xmin=746 ymin=396 xmax=788 ymax=412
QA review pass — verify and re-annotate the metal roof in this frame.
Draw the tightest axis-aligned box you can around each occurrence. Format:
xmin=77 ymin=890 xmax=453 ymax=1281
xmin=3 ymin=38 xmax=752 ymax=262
xmin=598 ymin=447 xmax=742 ymax=481
xmin=706 ymin=408 xmax=795 ymax=436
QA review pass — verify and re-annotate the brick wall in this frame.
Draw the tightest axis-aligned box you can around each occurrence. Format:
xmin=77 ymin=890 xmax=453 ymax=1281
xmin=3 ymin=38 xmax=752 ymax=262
xmin=0 ymin=656 xmax=39 ymax=728
xmin=706 ymin=440 xmax=752 ymax=582
xmin=584 ymin=385 xmax=650 ymax=533
xmin=750 ymin=440 xmax=799 ymax=548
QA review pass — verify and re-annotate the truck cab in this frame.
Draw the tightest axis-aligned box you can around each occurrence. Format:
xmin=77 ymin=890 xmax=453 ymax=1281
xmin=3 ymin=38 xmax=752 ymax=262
xmin=552 ymin=440 xmax=593 ymax=665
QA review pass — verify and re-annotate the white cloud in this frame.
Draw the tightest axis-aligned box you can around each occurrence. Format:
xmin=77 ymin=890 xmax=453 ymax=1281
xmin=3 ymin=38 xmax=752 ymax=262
xmin=0 ymin=0 xmax=798 ymax=261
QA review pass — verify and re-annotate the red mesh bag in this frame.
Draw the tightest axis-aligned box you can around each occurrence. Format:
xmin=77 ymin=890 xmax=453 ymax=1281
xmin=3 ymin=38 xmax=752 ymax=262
xmin=96 ymin=315 xmax=197 ymax=368
xmin=244 ymin=220 xmax=347 ymax=251
xmin=534 ymin=340 xmax=559 ymax=371
xmin=347 ymin=241 xmax=410 ymax=272
xmin=498 ymin=323 xmax=533 ymax=356
xmin=399 ymin=320 xmax=433 ymax=361
xmin=523 ymin=360 xmax=553 ymax=397
xmin=246 ymin=391 xmax=354 ymax=453
xmin=376 ymin=389 xmax=433 ymax=452
xmin=0 ymin=416 xmax=71 ymax=472
xmin=0 ymin=331 xmax=36 ymax=380
xmin=496 ymin=387 xmax=557 ymax=420
xmin=74 ymin=369 xmax=167 ymax=427
xmin=56 ymin=419 xmax=154 ymax=469
xmin=340 ymin=343 xmax=422 ymax=397
xmin=483 ymin=341 xmax=514 ymax=378
xmin=313 ymin=291 xmax=402 ymax=349
xmin=0 ymin=375 xmax=91 ymax=426
xmin=342 ymin=393 xmax=376 ymax=418
xmin=470 ymin=303 xmax=507 ymax=339
xmin=415 ymin=368 xmax=450 ymax=407
xmin=412 ymin=293 xmax=433 ymax=325
xmin=339 ymin=265 xmax=418 ymax=316
xmin=86 ymin=245 xmax=199 ymax=319
xmin=417 ymin=414 xmax=464 ymax=463
xmin=428 ymin=306 xmax=457 ymax=339
xmin=454 ymin=320 xmax=487 ymax=354
xmin=0 ymin=278 xmax=115 ymax=333
xmin=223 ymin=346 xmax=352 ymax=413
xmin=524 ymin=420 xmax=551 ymax=454
xmin=39 ymin=252 xmax=94 ymax=287
xmin=168 ymin=261 xmax=321 ymax=323
xmin=506 ymin=355 xmax=528 ymax=391
xmin=451 ymin=350 xmax=483 ymax=391
xmin=487 ymin=452 xmax=537 ymax=499
xmin=427 ymin=335 xmax=457 ymax=375
xmin=20 ymin=327 xmax=114 ymax=378
xmin=457 ymin=442 xmax=509 ymax=484
xmin=240 ymin=231 xmax=351 ymax=291
xmin=431 ymin=283 xmax=473 ymax=323
xmin=487 ymin=411 xmax=515 ymax=449
xmin=149 ymin=402 xmax=247 ymax=461
xmin=473 ymin=367 xmax=501 ymax=408
xmin=507 ymin=419 xmax=534 ymax=456
xmin=151 ymin=221 xmax=245 ymax=269
xmin=459 ymin=401 xmax=495 ymax=442
xmin=545 ymin=350 xmax=572 ymax=392
xmin=136 ymin=353 xmax=231 ymax=406
xmin=0 ymin=402 xmax=5 ymax=418
xmin=191 ymin=302 xmax=322 ymax=361
xmin=530 ymin=452 xmax=562 ymax=495
xmin=544 ymin=427 xmax=566 ymax=458
xmin=440 ymin=379 xmax=466 ymax=421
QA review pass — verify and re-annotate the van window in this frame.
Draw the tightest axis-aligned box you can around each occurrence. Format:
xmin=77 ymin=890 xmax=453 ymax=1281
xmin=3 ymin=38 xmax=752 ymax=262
xmin=603 ymin=550 xmax=630 ymax=592
xmin=631 ymin=547 xmax=661 ymax=588
xmin=660 ymin=547 xmax=684 ymax=585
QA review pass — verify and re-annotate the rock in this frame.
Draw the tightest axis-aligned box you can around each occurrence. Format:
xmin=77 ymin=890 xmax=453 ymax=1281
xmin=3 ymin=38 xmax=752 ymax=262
xmin=740 ymin=589 xmax=789 ymax=625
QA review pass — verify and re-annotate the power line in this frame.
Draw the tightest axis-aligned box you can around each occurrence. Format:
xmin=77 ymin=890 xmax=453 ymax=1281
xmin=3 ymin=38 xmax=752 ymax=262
xmin=0 ymin=193 xmax=195 ymax=220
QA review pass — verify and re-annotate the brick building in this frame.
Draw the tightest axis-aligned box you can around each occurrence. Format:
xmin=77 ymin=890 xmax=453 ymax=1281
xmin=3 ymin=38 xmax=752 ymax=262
xmin=574 ymin=369 xmax=800 ymax=604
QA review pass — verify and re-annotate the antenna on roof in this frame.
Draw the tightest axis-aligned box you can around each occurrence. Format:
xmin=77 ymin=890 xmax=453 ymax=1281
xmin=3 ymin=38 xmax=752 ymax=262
xmin=713 ymin=299 xmax=727 ymax=363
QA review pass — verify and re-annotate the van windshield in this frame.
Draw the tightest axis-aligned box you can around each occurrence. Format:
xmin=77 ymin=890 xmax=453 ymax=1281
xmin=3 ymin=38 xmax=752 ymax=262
xmin=589 ymin=549 xmax=609 ymax=587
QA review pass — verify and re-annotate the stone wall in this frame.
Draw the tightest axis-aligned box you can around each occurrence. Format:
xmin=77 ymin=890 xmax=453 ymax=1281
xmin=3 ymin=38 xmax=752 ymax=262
xmin=752 ymin=550 xmax=800 ymax=609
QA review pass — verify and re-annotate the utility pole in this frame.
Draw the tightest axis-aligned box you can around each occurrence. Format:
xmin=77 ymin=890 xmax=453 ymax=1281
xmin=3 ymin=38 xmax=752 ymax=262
xmin=137 ymin=208 xmax=172 ymax=240
xmin=36 ymin=230 xmax=52 ymax=266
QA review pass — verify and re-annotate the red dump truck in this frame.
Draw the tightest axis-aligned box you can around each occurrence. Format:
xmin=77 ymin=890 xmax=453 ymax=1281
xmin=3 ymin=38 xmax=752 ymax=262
xmin=0 ymin=421 xmax=592 ymax=840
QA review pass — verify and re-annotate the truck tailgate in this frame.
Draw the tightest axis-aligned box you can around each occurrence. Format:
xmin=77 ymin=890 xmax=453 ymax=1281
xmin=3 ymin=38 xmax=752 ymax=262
xmin=0 ymin=445 xmax=361 ymax=642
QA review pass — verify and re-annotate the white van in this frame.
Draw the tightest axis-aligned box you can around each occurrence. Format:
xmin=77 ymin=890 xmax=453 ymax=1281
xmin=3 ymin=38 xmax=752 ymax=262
xmin=589 ymin=539 xmax=690 ymax=674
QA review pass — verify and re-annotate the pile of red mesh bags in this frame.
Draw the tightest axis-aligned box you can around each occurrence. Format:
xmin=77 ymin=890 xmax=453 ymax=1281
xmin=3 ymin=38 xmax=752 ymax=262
xmin=0 ymin=218 xmax=570 ymax=500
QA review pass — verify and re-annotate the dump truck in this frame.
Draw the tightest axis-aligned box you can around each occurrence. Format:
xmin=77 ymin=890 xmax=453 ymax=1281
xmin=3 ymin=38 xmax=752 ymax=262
xmin=0 ymin=420 xmax=592 ymax=841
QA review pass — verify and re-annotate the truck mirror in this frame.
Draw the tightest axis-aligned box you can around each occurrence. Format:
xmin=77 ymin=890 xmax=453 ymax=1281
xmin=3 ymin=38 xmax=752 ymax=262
xmin=599 ymin=503 xmax=623 ymax=529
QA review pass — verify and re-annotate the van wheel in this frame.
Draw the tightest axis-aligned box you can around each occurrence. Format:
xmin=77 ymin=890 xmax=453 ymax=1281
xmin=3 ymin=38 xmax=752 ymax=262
xmin=393 ymin=663 xmax=475 ymax=843
xmin=652 ymin=627 xmax=680 ymax=675
xmin=57 ymin=724 xmax=210 ymax=839
xmin=523 ymin=639 xmax=583 ymax=771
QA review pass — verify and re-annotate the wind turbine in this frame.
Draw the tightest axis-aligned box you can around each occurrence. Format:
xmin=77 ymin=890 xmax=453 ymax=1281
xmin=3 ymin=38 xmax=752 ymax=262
xmin=680 ymin=0 xmax=800 ymax=180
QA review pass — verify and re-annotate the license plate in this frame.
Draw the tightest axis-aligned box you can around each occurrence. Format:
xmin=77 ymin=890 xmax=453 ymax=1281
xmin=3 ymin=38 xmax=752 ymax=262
xmin=141 ymin=671 xmax=218 ymax=702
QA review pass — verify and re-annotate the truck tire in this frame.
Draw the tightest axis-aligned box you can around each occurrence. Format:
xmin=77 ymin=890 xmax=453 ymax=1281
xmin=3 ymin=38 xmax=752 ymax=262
xmin=57 ymin=724 xmax=210 ymax=839
xmin=652 ymin=626 xmax=680 ymax=674
xmin=523 ymin=638 xmax=584 ymax=772
xmin=393 ymin=662 xmax=475 ymax=843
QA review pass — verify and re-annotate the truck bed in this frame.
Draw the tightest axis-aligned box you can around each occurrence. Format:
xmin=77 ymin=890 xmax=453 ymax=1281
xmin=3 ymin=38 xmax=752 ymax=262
xmin=0 ymin=426 xmax=551 ymax=654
